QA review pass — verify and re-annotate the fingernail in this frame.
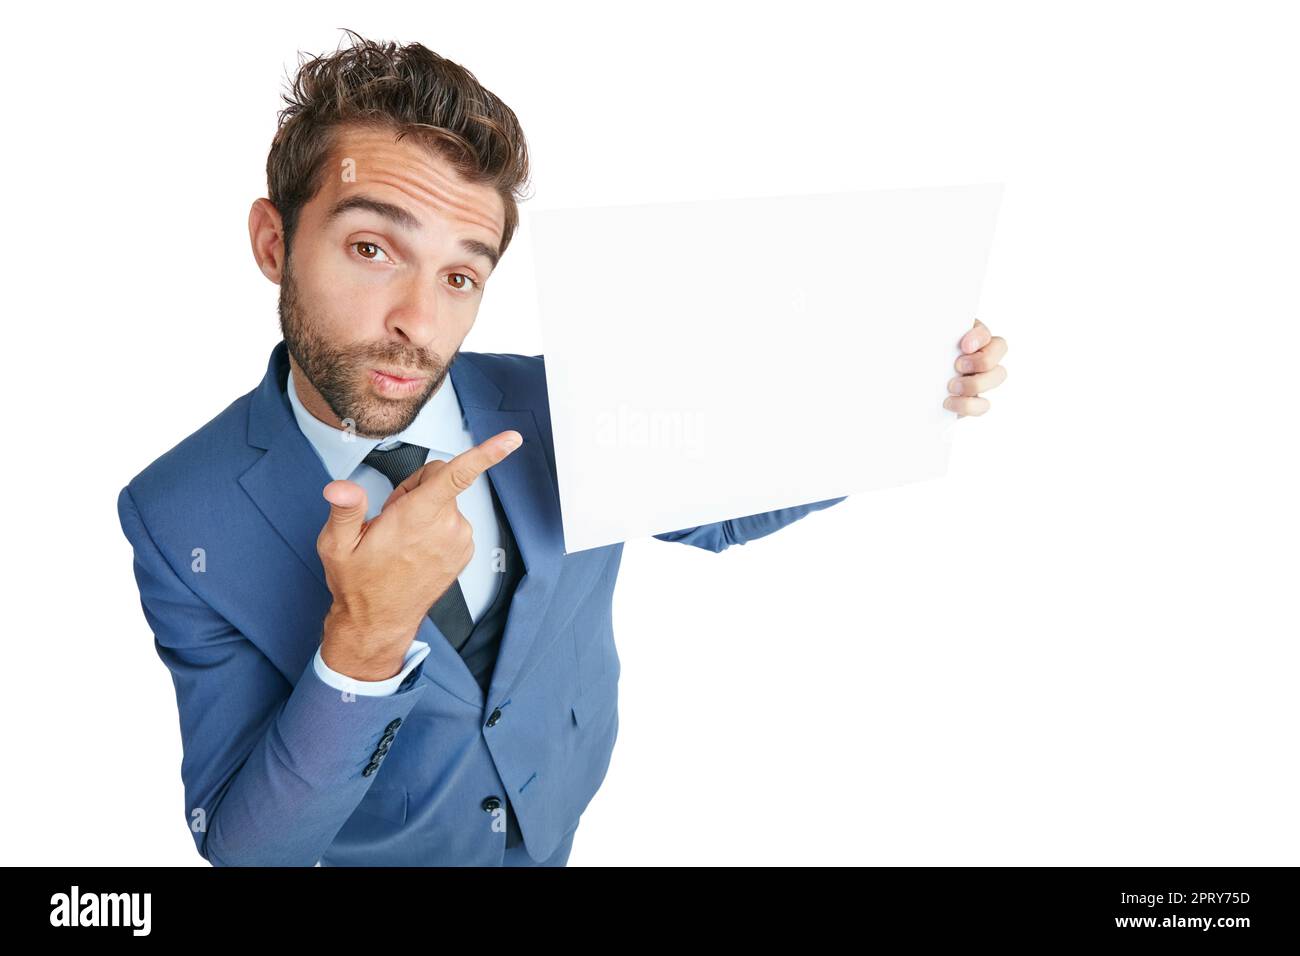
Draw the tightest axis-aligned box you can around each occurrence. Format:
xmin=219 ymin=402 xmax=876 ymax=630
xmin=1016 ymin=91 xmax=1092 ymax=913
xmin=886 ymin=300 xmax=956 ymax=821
xmin=948 ymin=379 xmax=963 ymax=394
xmin=501 ymin=434 xmax=521 ymax=450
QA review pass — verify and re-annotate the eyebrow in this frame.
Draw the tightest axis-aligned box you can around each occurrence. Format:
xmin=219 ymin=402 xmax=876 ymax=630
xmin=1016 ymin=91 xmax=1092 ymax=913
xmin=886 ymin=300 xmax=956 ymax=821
xmin=324 ymin=194 xmax=500 ymax=271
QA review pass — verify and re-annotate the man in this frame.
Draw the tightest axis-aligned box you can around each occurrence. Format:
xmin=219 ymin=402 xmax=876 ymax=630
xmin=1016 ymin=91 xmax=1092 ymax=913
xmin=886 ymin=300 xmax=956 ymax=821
xmin=116 ymin=31 xmax=1008 ymax=867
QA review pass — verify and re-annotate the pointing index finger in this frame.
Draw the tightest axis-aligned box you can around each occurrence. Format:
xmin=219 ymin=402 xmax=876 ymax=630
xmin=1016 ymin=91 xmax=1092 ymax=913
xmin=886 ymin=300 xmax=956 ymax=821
xmin=429 ymin=430 xmax=523 ymax=501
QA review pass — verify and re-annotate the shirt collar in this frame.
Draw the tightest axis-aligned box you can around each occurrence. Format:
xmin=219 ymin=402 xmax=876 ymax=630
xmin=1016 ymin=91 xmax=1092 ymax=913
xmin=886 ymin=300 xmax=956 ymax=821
xmin=287 ymin=365 xmax=473 ymax=481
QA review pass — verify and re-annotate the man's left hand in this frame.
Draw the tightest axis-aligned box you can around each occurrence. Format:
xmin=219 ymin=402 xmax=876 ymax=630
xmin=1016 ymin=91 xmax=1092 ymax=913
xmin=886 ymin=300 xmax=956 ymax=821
xmin=943 ymin=318 xmax=1007 ymax=418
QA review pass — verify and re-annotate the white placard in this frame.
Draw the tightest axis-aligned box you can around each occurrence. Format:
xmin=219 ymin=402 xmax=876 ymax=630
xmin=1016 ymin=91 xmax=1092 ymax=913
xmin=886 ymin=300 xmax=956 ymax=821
xmin=529 ymin=182 xmax=1004 ymax=553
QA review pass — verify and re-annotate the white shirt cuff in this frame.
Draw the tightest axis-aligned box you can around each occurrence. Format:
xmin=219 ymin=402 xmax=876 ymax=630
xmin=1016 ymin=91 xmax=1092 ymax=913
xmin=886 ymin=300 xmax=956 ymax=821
xmin=313 ymin=640 xmax=431 ymax=696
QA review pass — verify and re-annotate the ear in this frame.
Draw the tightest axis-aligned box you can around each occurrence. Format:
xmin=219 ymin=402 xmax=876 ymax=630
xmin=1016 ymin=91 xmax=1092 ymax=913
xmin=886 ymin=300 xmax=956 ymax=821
xmin=248 ymin=197 xmax=288 ymax=284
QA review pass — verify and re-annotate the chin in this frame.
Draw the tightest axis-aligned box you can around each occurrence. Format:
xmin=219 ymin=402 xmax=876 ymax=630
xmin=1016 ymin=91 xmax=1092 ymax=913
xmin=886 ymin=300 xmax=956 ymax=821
xmin=347 ymin=399 xmax=422 ymax=438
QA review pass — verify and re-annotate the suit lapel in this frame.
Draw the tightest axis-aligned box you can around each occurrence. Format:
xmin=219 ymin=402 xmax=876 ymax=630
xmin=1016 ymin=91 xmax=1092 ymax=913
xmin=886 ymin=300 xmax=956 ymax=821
xmin=238 ymin=341 xmax=561 ymax=711
xmin=449 ymin=353 xmax=563 ymax=709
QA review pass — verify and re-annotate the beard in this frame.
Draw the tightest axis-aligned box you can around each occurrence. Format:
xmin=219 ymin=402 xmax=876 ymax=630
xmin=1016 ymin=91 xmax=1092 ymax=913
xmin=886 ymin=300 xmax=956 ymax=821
xmin=277 ymin=254 xmax=452 ymax=439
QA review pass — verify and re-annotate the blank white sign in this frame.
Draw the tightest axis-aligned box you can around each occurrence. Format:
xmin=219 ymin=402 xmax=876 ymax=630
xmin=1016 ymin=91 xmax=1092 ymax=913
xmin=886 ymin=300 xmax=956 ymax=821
xmin=528 ymin=182 xmax=1004 ymax=553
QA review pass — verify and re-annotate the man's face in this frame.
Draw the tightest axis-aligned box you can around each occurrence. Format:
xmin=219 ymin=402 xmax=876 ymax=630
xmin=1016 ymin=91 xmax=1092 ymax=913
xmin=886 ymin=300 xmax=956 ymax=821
xmin=275 ymin=125 xmax=506 ymax=438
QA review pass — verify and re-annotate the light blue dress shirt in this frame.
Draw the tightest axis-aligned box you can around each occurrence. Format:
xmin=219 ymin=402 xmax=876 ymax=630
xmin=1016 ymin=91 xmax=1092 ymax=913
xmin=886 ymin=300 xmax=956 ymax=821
xmin=287 ymin=366 xmax=505 ymax=697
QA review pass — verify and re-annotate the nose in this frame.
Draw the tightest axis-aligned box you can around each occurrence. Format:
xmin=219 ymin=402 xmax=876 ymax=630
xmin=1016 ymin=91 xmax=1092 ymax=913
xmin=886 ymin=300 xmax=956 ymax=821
xmin=384 ymin=273 xmax=440 ymax=350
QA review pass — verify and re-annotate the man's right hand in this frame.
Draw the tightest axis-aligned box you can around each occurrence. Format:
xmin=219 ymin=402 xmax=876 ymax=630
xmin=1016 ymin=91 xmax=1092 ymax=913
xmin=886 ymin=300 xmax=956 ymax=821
xmin=316 ymin=429 xmax=523 ymax=681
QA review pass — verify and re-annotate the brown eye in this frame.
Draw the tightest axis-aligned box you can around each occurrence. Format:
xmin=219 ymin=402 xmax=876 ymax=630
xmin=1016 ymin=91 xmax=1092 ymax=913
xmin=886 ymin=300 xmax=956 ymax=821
xmin=448 ymin=273 xmax=478 ymax=292
xmin=351 ymin=241 xmax=392 ymax=263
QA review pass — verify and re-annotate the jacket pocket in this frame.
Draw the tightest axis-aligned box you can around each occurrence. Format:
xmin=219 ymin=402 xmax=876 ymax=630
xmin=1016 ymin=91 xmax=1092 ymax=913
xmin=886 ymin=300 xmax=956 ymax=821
xmin=570 ymin=677 xmax=618 ymax=729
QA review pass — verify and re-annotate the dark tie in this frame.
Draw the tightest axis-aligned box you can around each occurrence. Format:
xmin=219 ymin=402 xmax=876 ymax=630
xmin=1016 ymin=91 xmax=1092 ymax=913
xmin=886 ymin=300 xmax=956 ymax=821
xmin=362 ymin=441 xmax=475 ymax=652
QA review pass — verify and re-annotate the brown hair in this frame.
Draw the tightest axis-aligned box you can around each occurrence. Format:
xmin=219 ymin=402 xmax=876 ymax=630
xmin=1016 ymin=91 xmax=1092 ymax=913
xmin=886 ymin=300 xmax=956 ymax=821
xmin=266 ymin=28 xmax=531 ymax=262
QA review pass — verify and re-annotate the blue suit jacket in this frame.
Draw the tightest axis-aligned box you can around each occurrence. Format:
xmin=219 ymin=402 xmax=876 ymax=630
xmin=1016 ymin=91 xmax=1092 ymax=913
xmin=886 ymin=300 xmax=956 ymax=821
xmin=116 ymin=339 xmax=846 ymax=865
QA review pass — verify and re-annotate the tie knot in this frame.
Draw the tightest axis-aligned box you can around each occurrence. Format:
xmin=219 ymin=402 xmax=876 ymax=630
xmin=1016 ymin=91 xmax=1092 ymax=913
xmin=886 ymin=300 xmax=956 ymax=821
xmin=362 ymin=442 xmax=430 ymax=487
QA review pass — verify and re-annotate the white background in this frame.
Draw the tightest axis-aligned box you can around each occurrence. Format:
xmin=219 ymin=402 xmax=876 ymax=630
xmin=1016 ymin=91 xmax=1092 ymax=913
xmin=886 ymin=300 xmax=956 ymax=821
xmin=4 ymin=0 xmax=1297 ymax=865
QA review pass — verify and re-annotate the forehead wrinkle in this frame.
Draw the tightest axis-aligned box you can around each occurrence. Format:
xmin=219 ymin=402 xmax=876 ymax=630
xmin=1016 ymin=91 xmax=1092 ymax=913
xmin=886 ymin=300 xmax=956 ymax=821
xmin=327 ymin=127 xmax=505 ymax=234
xmin=384 ymin=167 xmax=502 ymax=235
xmin=350 ymin=147 xmax=504 ymax=236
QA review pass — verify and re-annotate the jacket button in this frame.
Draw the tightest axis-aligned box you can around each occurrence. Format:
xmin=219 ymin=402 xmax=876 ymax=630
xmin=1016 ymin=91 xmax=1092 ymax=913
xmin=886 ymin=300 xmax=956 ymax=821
xmin=481 ymin=796 xmax=502 ymax=813
xmin=385 ymin=718 xmax=403 ymax=733
xmin=485 ymin=708 xmax=502 ymax=728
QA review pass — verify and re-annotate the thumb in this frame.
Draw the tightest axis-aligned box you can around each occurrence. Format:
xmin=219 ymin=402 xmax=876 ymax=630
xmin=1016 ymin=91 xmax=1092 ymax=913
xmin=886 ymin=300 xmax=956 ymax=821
xmin=322 ymin=479 xmax=369 ymax=535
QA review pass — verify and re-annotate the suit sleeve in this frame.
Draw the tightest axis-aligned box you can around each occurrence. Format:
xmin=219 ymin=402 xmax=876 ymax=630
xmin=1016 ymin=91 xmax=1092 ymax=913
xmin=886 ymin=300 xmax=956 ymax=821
xmin=117 ymin=485 xmax=430 ymax=866
xmin=652 ymin=495 xmax=849 ymax=553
